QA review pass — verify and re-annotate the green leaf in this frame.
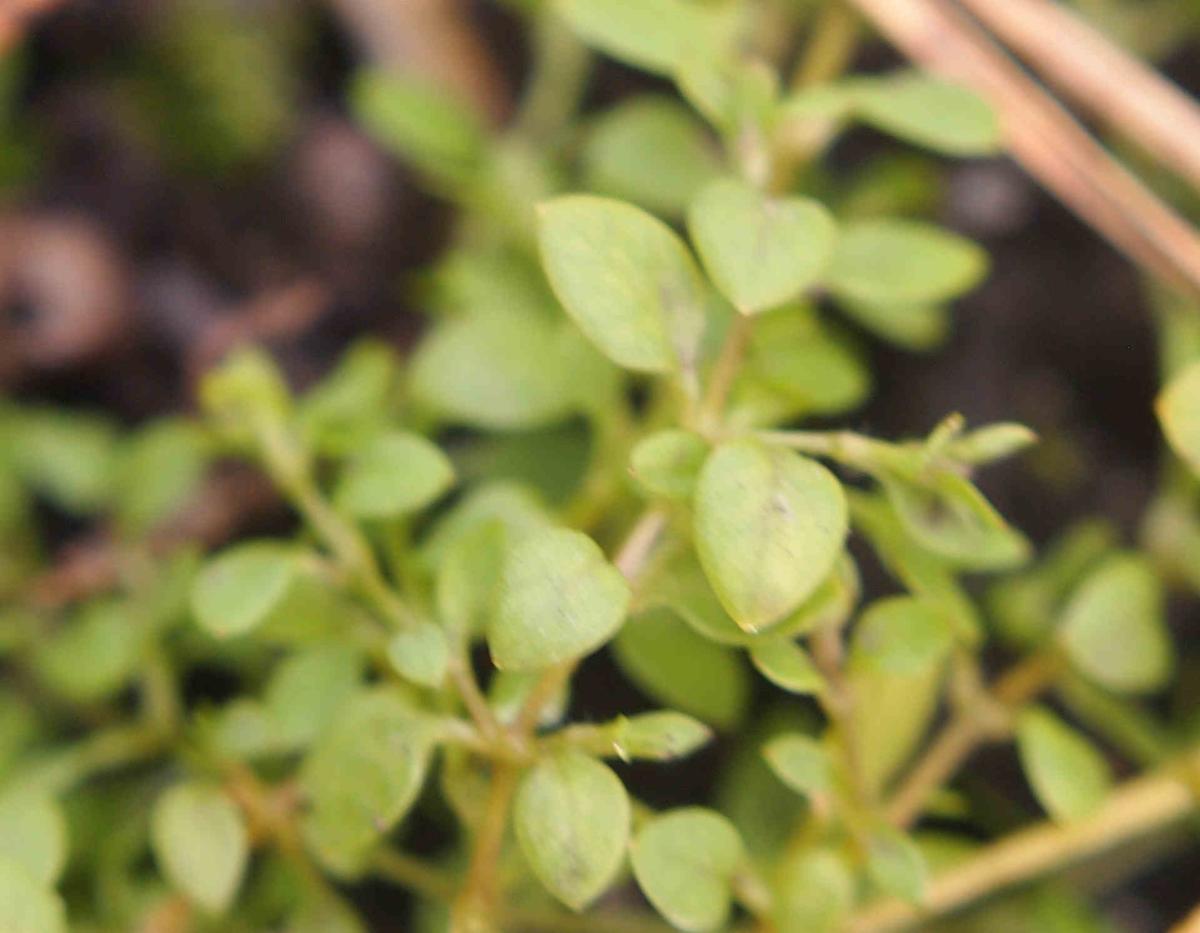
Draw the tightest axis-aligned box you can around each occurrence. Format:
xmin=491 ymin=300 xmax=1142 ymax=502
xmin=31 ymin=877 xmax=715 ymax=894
xmin=608 ymin=712 xmax=712 ymax=762
xmin=1158 ymin=359 xmax=1200 ymax=476
xmin=856 ymin=72 xmax=1000 ymax=156
xmin=436 ymin=520 xmax=507 ymax=635
xmin=614 ymin=609 xmax=750 ymax=729
xmin=632 ymin=808 xmax=744 ymax=932
xmin=335 ymin=431 xmax=455 ymax=519
xmin=0 ymin=790 xmax=66 ymax=885
xmin=582 ymin=96 xmax=722 ymax=216
xmin=33 ymin=598 xmax=143 ymax=703
xmin=489 ymin=670 xmax=569 ymax=729
xmin=1058 ymin=555 xmax=1171 ymax=694
xmin=0 ymin=856 xmax=66 ymax=933
xmin=538 ymin=195 xmax=707 ymax=373
xmin=199 ymin=347 xmax=292 ymax=440
xmin=490 ymin=527 xmax=631 ymax=671
xmin=688 ymin=178 xmax=837 ymax=315
xmin=557 ymin=0 xmax=727 ymax=75
xmin=851 ymin=597 xmax=954 ymax=675
xmin=386 ymin=622 xmax=450 ymax=688
xmin=286 ymin=890 xmax=367 ymax=933
xmin=827 ymin=219 xmax=987 ymax=308
xmin=265 ymin=642 xmax=364 ymax=749
xmin=351 ymin=69 xmax=486 ymax=185
xmin=881 ymin=470 xmax=1030 ymax=571
xmin=631 ymin=430 xmax=709 ymax=501
xmin=113 ymin=419 xmax=207 ymax=533
xmin=301 ymin=689 xmax=438 ymax=875
xmin=865 ymin=824 xmax=928 ymax=903
xmin=762 ymin=734 xmax=832 ymax=801
xmin=297 ymin=340 xmax=397 ymax=457
xmin=514 ymin=751 xmax=631 ymax=911
xmin=774 ymin=849 xmax=854 ymax=933
xmin=1016 ymin=707 xmax=1112 ymax=823
xmin=695 ymin=440 xmax=847 ymax=631
xmin=11 ymin=408 xmax=117 ymax=514
xmin=151 ymin=782 xmax=249 ymax=914
xmin=410 ymin=310 xmax=578 ymax=430
xmin=191 ymin=542 xmax=297 ymax=639
xmin=834 ymin=296 xmax=949 ymax=351
xmin=749 ymin=640 xmax=826 ymax=695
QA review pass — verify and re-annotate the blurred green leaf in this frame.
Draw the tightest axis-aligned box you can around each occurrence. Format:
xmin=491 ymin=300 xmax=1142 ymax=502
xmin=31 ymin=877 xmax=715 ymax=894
xmin=1058 ymin=555 xmax=1172 ymax=695
xmin=386 ymin=622 xmax=450 ymax=688
xmin=514 ymin=751 xmax=630 ymax=910
xmin=538 ymin=195 xmax=707 ymax=373
xmin=695 ymin=439 xmax=847 ymax=631
xmin=856 ymin=73 xmax=1000 ymax=156
xmin=607 ymin=711 xmax=712 ymax=762
xmin=865 ymin=824 xmax=928 ymax=903
xmin=631 ymin=430 xmax=709 ymax=501
xmin=113 ymin=419 xmax=208 ymax=534
xmin=851 ymin=596 xmax=954 ymax=675
xmin=749 ymin=640 xmax=826 ymax=694
xmin=1157 ymin=359 xmax=1200 ymax=476
xmin=632 ymin=808 xmax=744 ymax=932
xmin=0 ymin=855 xmax=66 ymax=933
xmin=1016 ymin=707 xmax=1112 ymax=823
xmin=151 ymin=782 xmax=248 ymax=914
xmin=0 ymin=789 xmax=66 ymax=886
xmin=688 ymin=178 xmax=837 ymax=315
xmin=773 ymin=848 xmax=854 ymax=933
xmin=614 ymin=609 xmax=750 ymax=729
xmin=34 ymin=598 xmax=143 ymax=704
xmin=265 ymin=642 xmax=365 ymax=750
xmin=557 ymin=0 xmax=730 ymax=75
xmin=191 ymin=542 xmax=298 ymax=639
xmin=490 ymin=526 xmax=630 ymax=670
xmin=335 ymin=432 xmax=455 ymax=519
xmin=582 ymin=96 xmax=722 ymax=216
xmin=762 ymin=734 xmax=832 ymax=801
xmin=828 ymin=219 xmax=987 ymax=308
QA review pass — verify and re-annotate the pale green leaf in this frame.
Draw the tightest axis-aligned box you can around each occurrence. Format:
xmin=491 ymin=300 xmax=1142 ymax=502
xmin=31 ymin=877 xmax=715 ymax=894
xmin=582 ymin=96 xmax=721 ymax=216
xmin=851 ymin=596 xmax=954 ymax=675
xmin=630 ymin=430 xmax=709 ymax=501
xmin=490 ymin=527 xmax=631 ymax=671
xmin=827 ymin=219 xmax=987 ymax=308
xmin=33 ymin=598 xmax=143 ymax=703
xmin=514 ymin=751 xmax=630 ymax=910
xmin=614 ymin=609 xmax=750 ymax=729
xmin=113 ymin=419 xmax=207 ymax=533
xmin=865 ymin=824 xmax=928 ymax=903
xmin=608 ymin=712 xmax=712 ymax=762
xmin=191 ymin=542 xmax=297 ymax=638
xmin=0 ymin=789 xmax=66 ymax=885
xmin=335 ymin=432 xmax=455 ymax=519
xmin=386 ymin=622 xmax=450 ymax=688
xmin=1157 ymin=359 xmax=1200 ymax=476
xmin=695 ymin=439 xmax=847 ymax=631
xmin=0 ymin=856 xmax=66 ymax=933
xmin=557 ymin=0 xmax=727 ymax=75
xmin=538 ymin=195 xmax=707 ymax=373
xmin=1058 ymin=555 xmax=1171 ymax=694
xmin=1016 ymin=707 xmax=1112 ymax=823
xmin=265 ymin=642 xmax=364 ymax=749
xmin=857 ymin=73 xmax=1000 ymax=156
xmin=151 ymin=782 xmax=249 ymax=914
xmin=301 ymin=689 xmax=438 ymax=875
xmin=749 ymin=640 xmax=826 ymax=694
xmin=762 ymin=734 xmax=832 ymax=801
xmin=688 ymin=178 xmax=836 ymax=314
xmin=774 ymin=849 xmax=854 ymax=933
xmin=632 ymin=808 xmax=744 ymax=932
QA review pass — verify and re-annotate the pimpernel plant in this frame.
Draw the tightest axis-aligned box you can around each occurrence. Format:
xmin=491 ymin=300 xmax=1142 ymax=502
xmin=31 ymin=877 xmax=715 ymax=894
xmin=5 ymin=0 xmax=1200 ymax=932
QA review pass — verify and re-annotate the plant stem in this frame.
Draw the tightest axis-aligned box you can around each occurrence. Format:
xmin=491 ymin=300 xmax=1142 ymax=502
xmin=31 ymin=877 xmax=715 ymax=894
xmin=700 ymin=315 xmax=754 ymax=434
xmin=374 ymin=848 xmax=458 ymax=902
xmin=793 ymin=0 xmax=860 ymax=90
xmin=885 ymin=652 xmax=1060 ymax=828
xmin=452 ymin=760 xmax=520 ymax=933
xmin=852 ymin=750 xmax=1200 ymax=932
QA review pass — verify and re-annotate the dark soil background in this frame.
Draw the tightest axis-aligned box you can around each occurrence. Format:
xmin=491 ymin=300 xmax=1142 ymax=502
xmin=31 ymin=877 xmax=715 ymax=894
xmin=3 ymin=1 xmax=1198 ymax=930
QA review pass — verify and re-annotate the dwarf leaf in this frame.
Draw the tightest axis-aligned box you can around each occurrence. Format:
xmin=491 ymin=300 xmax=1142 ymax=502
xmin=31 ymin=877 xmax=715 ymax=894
xmin=695 ymin=440 xmax=847 ymax=631
xmin=632 ymin=809 xmax=744 ymax=932
xmin=631 ymin=430 xmax=709 ymax=501
xmin=865 ymin=824 xmax=928 ymax=903
xmin=0 ymin=856 xmax=66 ymax=933
xmin=1058 ymin=555 xmax=1171 ymax=694
xmin=335 ymin=432 xmax=454 ymax=519
xmin=151 ymin=783 xmax=249 ymax=914
xmin=689 ymin=178 xmax=836 ymax=314
xmin=1016 ymin=707 xmax=1112 ymax=823
xmin=490 ymin=527 xmax=631 ymax=671
xmin=857 ymin=73 xmax=1000 ymax=156
xmin=1158 ymin=360 xmax=1200 ymax=476
xmin=828 ymin=219 xmax=987 ymax=308
xmin=557 ymin=0 xmax=726 ymax=75
xmin=191 ymin=542 xmax=297 ymax=639
xmin=763 ymin=734 xmax=832 ymax=801
xmin=852 ymin=597 xmax=954 ymax=675
xmin=749 ymin=640 xmax=826 ymax=695
xmin=386 ymin=622 xmax=450 ymax=688
xmin=515 ymin=751 xmax=630 ymax=910
xmin=610 ymin=712 xmax=712 ymax=762
xmin=538 ymin=195 xmax=707 ymax=373
xmin=0 ymin=790 xmax=66 ymax=885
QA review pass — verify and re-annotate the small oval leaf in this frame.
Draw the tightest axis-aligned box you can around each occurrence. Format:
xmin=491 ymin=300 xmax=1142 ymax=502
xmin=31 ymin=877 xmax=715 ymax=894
xmin=151 ymin=782 xmax=249 ymax=914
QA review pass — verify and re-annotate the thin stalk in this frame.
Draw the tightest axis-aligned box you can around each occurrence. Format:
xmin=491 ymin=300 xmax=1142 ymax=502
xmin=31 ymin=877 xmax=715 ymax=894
xmin=792 ymin=1 xmax=861 ymax=90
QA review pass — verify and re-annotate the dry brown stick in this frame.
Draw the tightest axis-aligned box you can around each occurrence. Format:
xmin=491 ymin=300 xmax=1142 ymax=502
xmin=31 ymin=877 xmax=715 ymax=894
xmin=844 ymin=0 xmax=1200 ymax=296
xmin=954 ymin=0 xmax=1200 ymax=192
xmin=326 ymin=0 xmax=510 ymax=125
xmin=853 ymin=753 xmax=1200 ymax=932
xmin=0 ymin=0 xmax=63 ymax=51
